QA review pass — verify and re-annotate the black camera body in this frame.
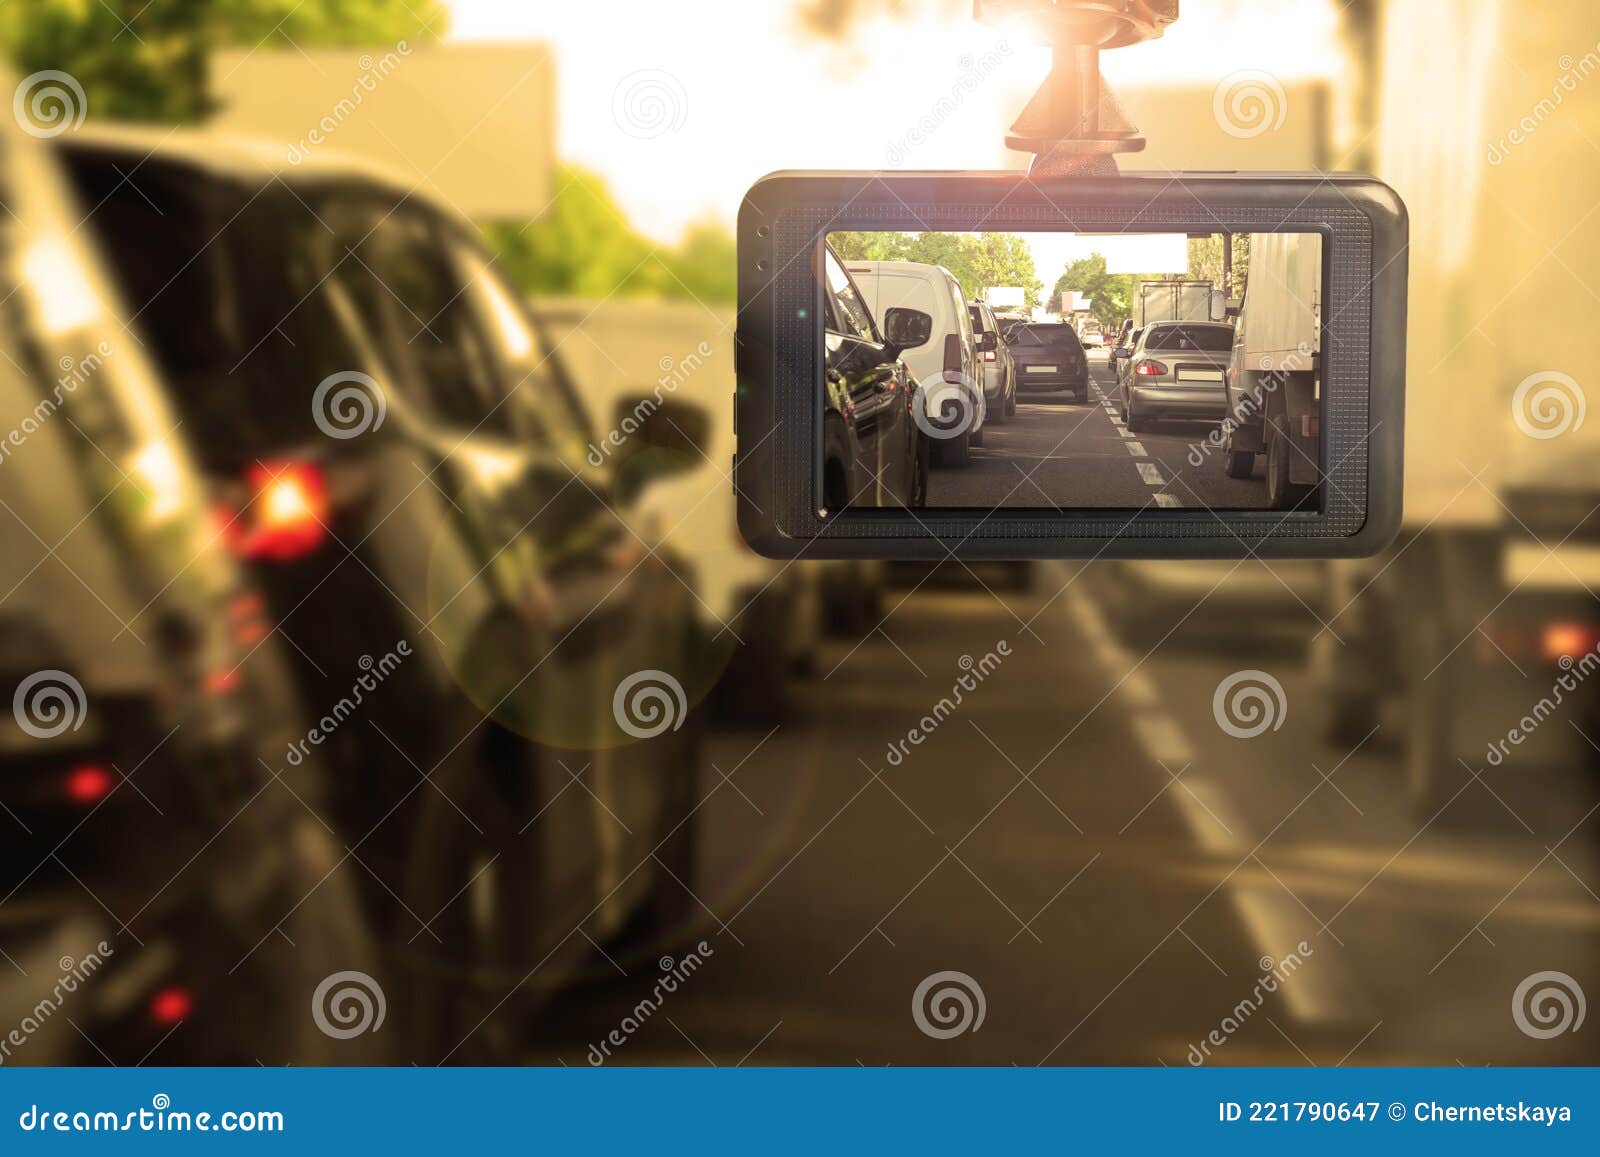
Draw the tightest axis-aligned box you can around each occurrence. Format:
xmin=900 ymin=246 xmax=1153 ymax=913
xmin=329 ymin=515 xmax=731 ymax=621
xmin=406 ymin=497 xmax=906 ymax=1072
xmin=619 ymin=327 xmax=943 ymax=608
xmin=734 ymin=170 xmax=1408 ymax=560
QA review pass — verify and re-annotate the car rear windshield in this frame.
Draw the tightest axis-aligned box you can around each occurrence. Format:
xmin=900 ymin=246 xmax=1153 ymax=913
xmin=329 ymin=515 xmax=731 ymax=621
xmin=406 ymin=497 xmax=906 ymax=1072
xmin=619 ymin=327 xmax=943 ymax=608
xmin=1145 ymin=324 xmax=1234 ymax=352
xmin=1010 ymin=324 xmax=1082 ymax=350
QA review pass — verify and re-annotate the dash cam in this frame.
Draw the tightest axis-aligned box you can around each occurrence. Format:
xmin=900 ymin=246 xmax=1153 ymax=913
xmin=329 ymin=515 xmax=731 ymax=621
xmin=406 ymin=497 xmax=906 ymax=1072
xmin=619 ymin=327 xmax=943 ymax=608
xmin=734 ymin=170 xmax=1408 ymax=560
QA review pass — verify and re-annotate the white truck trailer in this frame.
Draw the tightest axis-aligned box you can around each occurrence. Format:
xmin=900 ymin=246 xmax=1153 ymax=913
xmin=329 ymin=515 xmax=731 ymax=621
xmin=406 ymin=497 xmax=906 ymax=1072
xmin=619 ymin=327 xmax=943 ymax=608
xmin=1136 ymin=279 xmax=1214 ymax=327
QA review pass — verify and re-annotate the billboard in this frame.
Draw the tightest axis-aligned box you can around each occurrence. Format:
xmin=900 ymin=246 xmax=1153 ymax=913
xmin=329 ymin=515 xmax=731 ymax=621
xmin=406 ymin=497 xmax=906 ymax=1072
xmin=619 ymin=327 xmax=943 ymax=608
xmin=210 ymin=43 xmax=555 ymax=220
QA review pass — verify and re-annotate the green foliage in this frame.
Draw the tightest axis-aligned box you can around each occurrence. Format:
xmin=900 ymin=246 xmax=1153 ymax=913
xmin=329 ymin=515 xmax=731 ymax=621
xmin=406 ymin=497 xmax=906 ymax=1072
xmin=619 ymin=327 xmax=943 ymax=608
xmin=483 ymin=166 xmax=739 ymax=306
xmin=1054 ymin=253 xmax=1143 ymax=330
xmin=829 ymin=231 xmax=1044 ymax=308
xmin=1186 ymin=234 xmax=1251 ymax=297
xmin=0 ymin=0 xmax=447 ymax=121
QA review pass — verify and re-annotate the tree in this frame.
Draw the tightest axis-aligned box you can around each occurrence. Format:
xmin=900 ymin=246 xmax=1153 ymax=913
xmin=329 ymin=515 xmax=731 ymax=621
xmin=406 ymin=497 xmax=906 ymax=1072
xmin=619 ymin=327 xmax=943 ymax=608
xmin=483 ymin=165 xmax=740 ymax=306
xmin=828 ymin=231 xmax=1043 ymax=307
xmin=1186 ymin=234 xmax=1251 ymax=298
xmin=0 ymin=0 xmax=447 ymax=122
xmin=1054 ymin=253 xmax=1141 ymax=330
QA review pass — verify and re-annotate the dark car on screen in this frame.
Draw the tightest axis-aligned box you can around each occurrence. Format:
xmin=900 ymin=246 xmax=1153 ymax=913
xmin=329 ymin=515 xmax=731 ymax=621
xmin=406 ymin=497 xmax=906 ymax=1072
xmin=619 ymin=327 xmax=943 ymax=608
xmin=822 ymin=244 xmax=929 ymax=510
xmin=58 ymin=127 xmax=713 ymax=1058
xmin=0 ymin=100 xmax=380 ymax=1065
xmin=1008 ymin=322 xmax=1089 ymax=404
xmin=1117 ymin=321 xmax=1235 ymax=431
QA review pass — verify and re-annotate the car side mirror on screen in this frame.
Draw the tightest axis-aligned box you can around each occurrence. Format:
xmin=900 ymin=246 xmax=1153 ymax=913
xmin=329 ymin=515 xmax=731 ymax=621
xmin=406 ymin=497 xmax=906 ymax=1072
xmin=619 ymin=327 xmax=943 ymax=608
xmin=881 ymin=307 xmax=933 ymax=356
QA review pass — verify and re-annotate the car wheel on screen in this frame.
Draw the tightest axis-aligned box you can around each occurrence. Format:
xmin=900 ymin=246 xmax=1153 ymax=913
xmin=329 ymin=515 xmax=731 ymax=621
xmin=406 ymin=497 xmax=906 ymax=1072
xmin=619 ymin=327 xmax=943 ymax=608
xmin=1225 ymin=449 xmax=1256 ymax=479
xmin=935 ymin=430 xmax=971 ymax=468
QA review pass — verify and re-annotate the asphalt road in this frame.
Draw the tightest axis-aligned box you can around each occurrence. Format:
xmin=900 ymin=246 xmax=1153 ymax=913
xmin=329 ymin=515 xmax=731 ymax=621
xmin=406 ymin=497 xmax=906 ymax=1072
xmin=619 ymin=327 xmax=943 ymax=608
xmin=929 ymin=355 xmax=1269 ymax=511
xmin=522 ymin=559 xmax=1600 ymax=1067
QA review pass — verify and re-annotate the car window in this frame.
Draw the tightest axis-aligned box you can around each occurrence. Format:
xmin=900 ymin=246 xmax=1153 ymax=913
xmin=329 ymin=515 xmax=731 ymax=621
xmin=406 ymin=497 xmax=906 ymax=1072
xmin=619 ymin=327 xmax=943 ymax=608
xmin=968 ymin=305 xmax=989 ymax=335
xmin=445 ymin=238 xmax=591 ymax=457
xmin=824 ymin=249 xmax=877 ymax=341
xmin=948 ymin=277 xmax=970 ymax=338
xmin=351 ymin=207 xmax=509 ymax=432
xmin=1145 ymin=324 xmax=1234 ymax=352
xmin=1011 ymin=324 xmax=1081 ymax=349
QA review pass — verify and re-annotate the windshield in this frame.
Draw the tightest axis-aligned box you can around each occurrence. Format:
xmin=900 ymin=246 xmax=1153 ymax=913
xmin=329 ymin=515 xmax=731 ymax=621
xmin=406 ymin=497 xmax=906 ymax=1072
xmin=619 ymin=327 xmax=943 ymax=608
xmin=1011 ymin=324 xmax=1081 ymax=350
xmin=1145 ymin=324 xmax=1234 ymax=352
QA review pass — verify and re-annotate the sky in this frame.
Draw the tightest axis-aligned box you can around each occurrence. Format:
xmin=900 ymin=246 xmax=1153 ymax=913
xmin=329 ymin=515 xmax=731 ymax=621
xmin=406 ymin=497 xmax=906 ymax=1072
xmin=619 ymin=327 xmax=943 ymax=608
xmin=446 ymin=0 xmax=1343 ymax=244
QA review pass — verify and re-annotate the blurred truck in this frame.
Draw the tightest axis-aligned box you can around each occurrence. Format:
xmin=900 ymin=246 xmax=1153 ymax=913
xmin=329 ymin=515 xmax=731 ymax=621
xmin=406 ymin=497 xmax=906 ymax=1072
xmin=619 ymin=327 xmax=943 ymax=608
xmin=1137 ymin=279 xmax=1214 ymax=326
xmin=1221 ymin=232 xmax=1322 ymax=509
xmin=1318 ymin=0 xmax=1600 ymax=813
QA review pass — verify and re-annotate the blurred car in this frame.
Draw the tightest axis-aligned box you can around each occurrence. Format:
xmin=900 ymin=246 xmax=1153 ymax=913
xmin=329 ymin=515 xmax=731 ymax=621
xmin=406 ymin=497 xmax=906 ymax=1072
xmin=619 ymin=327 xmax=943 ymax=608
xmin=1111 ymin=326 xmax=1143 ymax=384
xmin=968 ymin=300 xmax=1016 ymax=421
xmin=0 ymin=100 xmax=380 ymax=1065
xmin=823 ymin=245 xmax=929 ymax=509
xmin=1117 ymin=321 xmax=1235 ymax=431
xmin=845 ymin=259 xmax=984 ymax=466
xmin=59 ymin=127 xmax=709 ymax=1054
xmin=526 ymin=295 xmax=824 ymax=719
xmin=1008 ymin=322 xmax=1089 ymax=404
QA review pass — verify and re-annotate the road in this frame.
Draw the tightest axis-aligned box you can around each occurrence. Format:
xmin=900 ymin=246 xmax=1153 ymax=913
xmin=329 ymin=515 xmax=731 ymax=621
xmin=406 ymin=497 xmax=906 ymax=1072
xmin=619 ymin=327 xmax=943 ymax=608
xmin=522 ymin=556 xmax=1600 ymax=1067
xmin=929 ymin=354 xmax=1268 ymax=510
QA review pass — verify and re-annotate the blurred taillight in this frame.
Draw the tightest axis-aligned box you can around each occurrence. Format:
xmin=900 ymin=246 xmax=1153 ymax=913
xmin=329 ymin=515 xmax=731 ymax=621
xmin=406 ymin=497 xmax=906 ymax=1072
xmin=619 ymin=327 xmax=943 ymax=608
xmin=1134 ymin=359 xmax=1168 ymax=376
xmin=1541 ymin=621 xmax=1600 ymax=664
xmin=149 ymin=986 xmax=193 ymax=1025
xmin=63 ymin=764 xmax=114 ymax=805
xmin=226 ymin=462 xmax=330 ymax=562
xmin=983 ymin=349 xmax=997 ymax=363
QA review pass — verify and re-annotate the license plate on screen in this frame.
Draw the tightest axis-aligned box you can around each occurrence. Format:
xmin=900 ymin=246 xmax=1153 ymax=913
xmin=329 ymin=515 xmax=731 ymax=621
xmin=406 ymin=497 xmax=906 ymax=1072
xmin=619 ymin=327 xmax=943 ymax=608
xmin=1028 ymin=365 xmax=1057 ymax=374
xmin=1177 ymin=369 xmax=1224 ymax=383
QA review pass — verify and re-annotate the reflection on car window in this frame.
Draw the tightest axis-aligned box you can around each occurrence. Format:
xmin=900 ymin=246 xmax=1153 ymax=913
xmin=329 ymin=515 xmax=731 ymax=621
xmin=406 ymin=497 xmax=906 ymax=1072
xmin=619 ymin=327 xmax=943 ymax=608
xmin=824 ymin=249 xmax=877 ymax=341
xmin=1145 ymin=324 xmax=1234 ymax=352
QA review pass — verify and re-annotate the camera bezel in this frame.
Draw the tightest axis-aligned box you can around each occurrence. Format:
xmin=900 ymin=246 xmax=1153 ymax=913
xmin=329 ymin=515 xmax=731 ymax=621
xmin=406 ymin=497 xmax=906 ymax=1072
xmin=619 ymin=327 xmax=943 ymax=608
xmin=734 ymin=170 xmax=1408 ymax=559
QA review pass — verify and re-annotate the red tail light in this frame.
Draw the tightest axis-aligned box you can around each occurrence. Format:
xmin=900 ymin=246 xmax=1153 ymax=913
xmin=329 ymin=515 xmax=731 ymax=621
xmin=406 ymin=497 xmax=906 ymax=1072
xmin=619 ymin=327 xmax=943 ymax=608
xmin=1134 ymin=359 xmax=1168 ymax=376
xmin=63 ymin=764 xmax=114 ymax=805
xmin=1541 ymin=621 xmax=1600 ymax=664
xmin=149 ymin=986 xmax=193 ymax=1025
xmin=983 ymin=349 xmax=997 ymax=363
xmin=226 ymin=462 xmax=330 ymax=562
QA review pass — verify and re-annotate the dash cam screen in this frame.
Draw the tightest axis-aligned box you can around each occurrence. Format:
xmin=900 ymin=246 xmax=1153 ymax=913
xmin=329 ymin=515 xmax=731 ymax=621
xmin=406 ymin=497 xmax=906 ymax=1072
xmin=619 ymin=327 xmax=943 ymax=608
xmin=821 ymin=230 xmax=1324 ymax=514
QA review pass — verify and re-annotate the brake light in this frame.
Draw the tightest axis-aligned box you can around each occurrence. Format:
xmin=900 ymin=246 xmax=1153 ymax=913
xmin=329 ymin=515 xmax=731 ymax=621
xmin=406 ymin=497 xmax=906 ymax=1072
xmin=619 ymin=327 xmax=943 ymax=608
xmin=63 ymin=763 xmax=114 ymax=805
xmin=983 ymin=349 xmax=997 ymax=363
xmin=228 ymin=462 xmax=329 ymax=561
xmin=1134 ymin=359 xmax=1168 ymax=376
xmin=149 ymin=986 xmax=193 ymax=1025
xmin=1541 ymin=621 xmax=1600 ymax=664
